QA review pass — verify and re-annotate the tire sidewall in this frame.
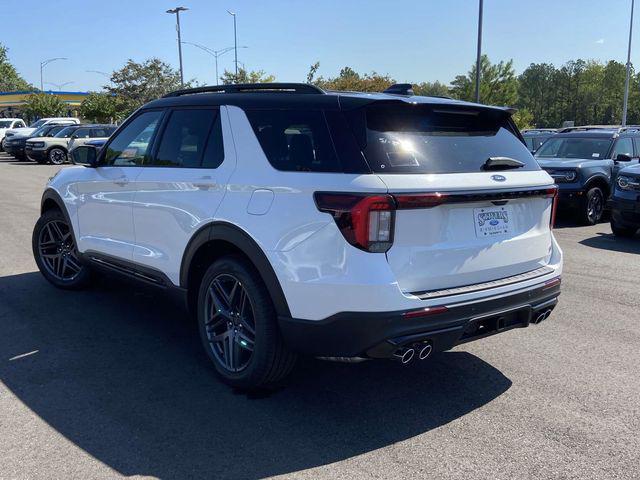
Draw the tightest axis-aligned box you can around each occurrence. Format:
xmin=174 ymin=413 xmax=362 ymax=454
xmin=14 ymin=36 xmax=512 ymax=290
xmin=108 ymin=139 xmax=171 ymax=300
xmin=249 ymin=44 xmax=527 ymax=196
xmin=583 ymin=187 xmax=604 ymax=225
xmin=197 ymin=256 xmax=279 ymax=389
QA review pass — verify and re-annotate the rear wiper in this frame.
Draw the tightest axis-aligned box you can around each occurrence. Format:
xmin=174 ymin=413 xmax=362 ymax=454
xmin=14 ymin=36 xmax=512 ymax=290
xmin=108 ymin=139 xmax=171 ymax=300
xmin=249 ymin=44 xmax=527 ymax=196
xmin=482 ymin=156 xmax=525 ymax=171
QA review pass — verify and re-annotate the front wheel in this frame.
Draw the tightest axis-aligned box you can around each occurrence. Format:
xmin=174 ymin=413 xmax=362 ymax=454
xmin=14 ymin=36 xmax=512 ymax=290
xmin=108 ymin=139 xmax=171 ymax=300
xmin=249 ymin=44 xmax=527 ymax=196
xmin=197 ymin=256 xmax=297 ymax=390
xmin=581 ymin=187 xmax=605 ymax=225
xmin=48 ymin=147 xmax=67 ymax=165
xmin=32 ymin=209 xmax=91 ymax=289
xmin=611 ymin=218 xmax=638 ymax=238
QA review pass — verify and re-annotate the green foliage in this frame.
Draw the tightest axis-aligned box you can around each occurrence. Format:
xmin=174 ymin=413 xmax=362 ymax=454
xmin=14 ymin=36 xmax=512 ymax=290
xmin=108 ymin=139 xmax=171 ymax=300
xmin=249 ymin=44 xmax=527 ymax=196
xmin=80 ymin=92 xmax=118 ymax=123
xmin=512 ymin=108 xmax=534 ymax=130
xmin=0 ymin=43 xmax=31 ymax=91
xmin=311 ymin=66 xmax=395 ymax=92
xmin=450 ymin=55 xmax=518 ymax=106
xmin=22 ymin=93 xmax=65 ymax=119
xmin=220 ymin=67 xmax=276 ymax=85
xmin=107 ymin=58 xmax=187 ymax=119
xmin=413 ymin=81 xmax=450 ymax=97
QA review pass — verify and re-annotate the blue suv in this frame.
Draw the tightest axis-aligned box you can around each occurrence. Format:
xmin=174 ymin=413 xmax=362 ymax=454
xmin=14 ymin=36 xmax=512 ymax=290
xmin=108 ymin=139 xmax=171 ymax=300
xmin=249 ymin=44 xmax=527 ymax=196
xmin=535 ymin=126 xmax=640 ymax=224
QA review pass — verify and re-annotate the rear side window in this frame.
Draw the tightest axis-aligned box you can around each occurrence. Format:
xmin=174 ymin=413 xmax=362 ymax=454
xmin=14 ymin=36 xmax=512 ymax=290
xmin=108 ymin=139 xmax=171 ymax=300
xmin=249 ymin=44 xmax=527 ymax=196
xmin=245 ymin=109 xmax=342 ymax=172
xmin=90 ymin=127 xmax=115 ymax=138
xmin=351 ymin=104 xmax=538 ymax=174
xmin=152 ymin=109 xmax=223 ymax=168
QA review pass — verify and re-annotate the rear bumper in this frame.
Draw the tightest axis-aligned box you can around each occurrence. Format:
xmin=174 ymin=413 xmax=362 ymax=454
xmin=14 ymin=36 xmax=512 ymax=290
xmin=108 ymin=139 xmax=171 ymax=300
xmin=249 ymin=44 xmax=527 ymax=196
xmin=278 ymin=278 xmax=561 ymax=358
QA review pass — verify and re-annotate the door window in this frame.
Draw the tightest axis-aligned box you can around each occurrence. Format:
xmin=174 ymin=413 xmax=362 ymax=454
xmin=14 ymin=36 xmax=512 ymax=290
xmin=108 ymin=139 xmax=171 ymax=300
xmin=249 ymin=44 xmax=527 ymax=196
xmin=103 ymin=111 xmax=163 ymax=166
xmin=151 ymin=109 xmax=222 ymax=168
xmin=72 ymin=128 xmax=91 ymax=139
xmin=612 ymin=137 xmax=634 ymax=159
xmin=90 ymin=127 xmax=116 ymax=138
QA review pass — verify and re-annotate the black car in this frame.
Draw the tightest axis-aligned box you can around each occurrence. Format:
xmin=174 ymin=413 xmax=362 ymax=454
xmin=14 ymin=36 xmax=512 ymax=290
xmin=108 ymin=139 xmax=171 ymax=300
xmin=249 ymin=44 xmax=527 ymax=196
xmin=521 ymin=128 xmax=556 ymax=153
xmin=535 ymin=126 xmax=640 ymax=224
xmin=610 ymin=163 xmax=640 ymax=237
xmin=3 ymin=124 xmax=70 ymax=160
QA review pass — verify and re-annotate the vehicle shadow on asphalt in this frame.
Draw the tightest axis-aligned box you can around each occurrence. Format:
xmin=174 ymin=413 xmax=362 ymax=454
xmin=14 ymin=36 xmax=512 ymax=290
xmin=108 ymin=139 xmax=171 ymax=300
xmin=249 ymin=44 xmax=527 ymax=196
xmin=579 ymin=232 xmax=640 ymax=254
xmin=0 ymin=272 xmax=512 ymax=480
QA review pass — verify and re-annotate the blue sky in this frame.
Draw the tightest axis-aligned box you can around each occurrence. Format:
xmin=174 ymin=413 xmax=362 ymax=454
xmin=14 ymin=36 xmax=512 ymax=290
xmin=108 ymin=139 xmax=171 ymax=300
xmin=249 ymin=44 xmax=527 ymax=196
xmin=2 ymin=0 xmax=639 ymax=91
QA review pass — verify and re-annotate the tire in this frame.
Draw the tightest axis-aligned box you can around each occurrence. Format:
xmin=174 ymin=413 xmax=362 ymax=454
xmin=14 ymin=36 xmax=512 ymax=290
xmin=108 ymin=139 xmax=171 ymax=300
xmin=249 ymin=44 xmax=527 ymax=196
xmin=32 ymin=209 xmax=91 ymax=289
xmin=581 ymin=187 xmax=605 ymax=225
xmin=197 ymin=255 xmax=297 ymax=389
xmin=48 ymin=147 xmax=67 ymax=165
xmin=611 ymin=218 xmax=638 ymax=238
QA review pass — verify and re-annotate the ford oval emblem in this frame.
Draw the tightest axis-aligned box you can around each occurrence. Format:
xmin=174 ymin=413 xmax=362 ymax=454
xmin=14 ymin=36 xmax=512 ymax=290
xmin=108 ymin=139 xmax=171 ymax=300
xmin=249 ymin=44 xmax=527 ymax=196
xmin=491 ymin=174 xmax=506 ymax=182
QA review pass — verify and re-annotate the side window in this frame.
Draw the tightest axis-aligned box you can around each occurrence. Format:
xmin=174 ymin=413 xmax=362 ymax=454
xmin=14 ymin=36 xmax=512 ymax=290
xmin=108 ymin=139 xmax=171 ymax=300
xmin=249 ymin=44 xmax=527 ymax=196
xmin=152 ymin=108 xmax=220 ymax=168
xmin=14 ymin=121 xmax=25 ymax=128
xmin=73 ymin=128 xmax=91 ymax=139
xmin=245 ymin=109 xmax=340 ymax=172
xmin=90 ymin=127 xmax=113 ymax=138
xmin=104 ymin=111 xmax=163 ymax=166
xmin=611 ymin=137 xmax=634 ymax=159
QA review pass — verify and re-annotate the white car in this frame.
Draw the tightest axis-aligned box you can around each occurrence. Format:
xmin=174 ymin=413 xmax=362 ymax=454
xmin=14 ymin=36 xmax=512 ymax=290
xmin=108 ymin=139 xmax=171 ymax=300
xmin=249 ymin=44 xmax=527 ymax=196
xmin=32 ymin=83 xmax=563 ymax=389
xmin=0 ymin=118 xmax=27 ymax=150
xmin=4 ymin=117 xmax=80 ymax=144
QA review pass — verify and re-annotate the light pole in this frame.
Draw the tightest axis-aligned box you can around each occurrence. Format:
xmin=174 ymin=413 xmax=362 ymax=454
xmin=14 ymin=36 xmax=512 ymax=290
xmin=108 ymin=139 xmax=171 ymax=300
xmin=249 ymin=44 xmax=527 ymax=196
xmin=40 ymin=57 xmax=67 ymax=92
xmin=45 ymin=81 xmax=74 ymax=91
xmin=86 ymin=70 xmax=112 ymax=88
xmin=182 ymin=42 xmax=247 ymax=84
xmin=622 ymin=0 xmax=635 ymax=126
xmin=475 ymin=0 xmax=483 ymax=103
xmin=227 ymin=10 xmax=238 ymax=78
xmin=166 ymin=6 xmax=189 ymax=86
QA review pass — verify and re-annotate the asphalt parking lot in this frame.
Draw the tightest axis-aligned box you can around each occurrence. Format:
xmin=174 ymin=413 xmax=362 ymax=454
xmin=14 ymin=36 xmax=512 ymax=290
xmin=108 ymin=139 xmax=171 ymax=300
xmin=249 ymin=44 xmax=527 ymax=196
xmin=0 ymin=152 xmax=638 ymax=480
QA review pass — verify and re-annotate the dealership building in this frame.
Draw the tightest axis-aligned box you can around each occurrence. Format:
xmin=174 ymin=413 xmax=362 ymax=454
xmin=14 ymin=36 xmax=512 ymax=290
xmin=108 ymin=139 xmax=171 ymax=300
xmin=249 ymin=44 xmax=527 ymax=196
xmin=0 ymin=91 xmax=90 ymax=119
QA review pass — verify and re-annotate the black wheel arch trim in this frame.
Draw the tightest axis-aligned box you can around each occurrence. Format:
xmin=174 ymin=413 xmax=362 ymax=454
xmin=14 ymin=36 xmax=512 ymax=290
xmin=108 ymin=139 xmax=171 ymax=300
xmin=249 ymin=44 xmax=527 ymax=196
xmin=41 ymin=188 xmax=74 ymax=225
xmin=584 ymin=174 xmax=610 ymax=192
xmin=180 ymin=221 xmax=291 ymax=318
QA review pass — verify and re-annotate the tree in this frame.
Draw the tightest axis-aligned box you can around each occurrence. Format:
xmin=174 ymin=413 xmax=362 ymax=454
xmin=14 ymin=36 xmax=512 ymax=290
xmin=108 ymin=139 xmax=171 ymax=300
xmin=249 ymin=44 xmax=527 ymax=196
xmin=220 ymin=67 xmax=276 ymax=85
xmin=306 ymin=62 xmax=321 ymax=84
xmin=312 ymin=66 xmax=394 ymax=92
xmin=450 ymin=55 xmax=518 ymax=106
xmin=0 ymin=43 xmax=31 ymax=91
xmin=107 ymin=58 xmax=186 ymax=118
xmin=413 ymin=81 xmax=450 ymax=97
xmin=22 ymin=93 xmax=65 ymax=119
xmin=80 ymin=92 xmax=118 ymax=123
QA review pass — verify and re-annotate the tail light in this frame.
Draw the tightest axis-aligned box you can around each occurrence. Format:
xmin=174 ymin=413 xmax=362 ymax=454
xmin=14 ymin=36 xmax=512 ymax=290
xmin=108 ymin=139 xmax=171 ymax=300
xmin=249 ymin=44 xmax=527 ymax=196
xmin=314 ymin=193 xmax=395 ymax=252
xmin=546 ymin=186 xmax=558 ymax=229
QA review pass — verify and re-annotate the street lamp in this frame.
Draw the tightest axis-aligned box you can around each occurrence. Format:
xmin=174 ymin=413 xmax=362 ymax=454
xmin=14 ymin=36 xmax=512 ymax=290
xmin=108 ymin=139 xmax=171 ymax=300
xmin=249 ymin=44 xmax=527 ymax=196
xmin=475 ymin=0 xmax=483 ymax=103
xmin=45 ymin=81 xmax=74 ymax=91
xmin=227 ymin=10 xmax=238 ymax=78
xmin=622 ymin=0 xmax=635 ymax=126
xmin=86 ymin=70 xmax=112 ymax=89
xmin=166 ymin=6 xmax=189 ymax=86
xmin=40 ymin=57 xmax=67 ymax=91
xmin=182 ymin=42 xmax=248 ymax=85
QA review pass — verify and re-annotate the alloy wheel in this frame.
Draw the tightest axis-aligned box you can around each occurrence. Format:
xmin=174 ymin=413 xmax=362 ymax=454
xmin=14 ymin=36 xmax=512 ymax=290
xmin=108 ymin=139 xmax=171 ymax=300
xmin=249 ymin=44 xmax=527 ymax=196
xmin=587 ymin=190 xmax=604 ymax=223
xmin=49 ymin=149 xmax=66 ymax=165
xmin=203 ymin=273 xmax=256 ymax=373
xmin=38 ymin=219 xmax=82 ymax=281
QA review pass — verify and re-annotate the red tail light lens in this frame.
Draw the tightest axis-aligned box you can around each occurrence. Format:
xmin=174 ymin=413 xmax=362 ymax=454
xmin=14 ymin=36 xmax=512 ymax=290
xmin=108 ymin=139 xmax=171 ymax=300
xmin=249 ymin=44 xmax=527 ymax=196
xmin=314 ymin=193 xmax=395 ymax=252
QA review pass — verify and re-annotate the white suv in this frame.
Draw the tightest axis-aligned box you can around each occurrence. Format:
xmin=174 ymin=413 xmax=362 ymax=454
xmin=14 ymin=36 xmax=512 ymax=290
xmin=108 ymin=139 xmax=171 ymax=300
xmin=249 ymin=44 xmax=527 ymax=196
xmin=32 ymin=83 xmax=563 ymax=389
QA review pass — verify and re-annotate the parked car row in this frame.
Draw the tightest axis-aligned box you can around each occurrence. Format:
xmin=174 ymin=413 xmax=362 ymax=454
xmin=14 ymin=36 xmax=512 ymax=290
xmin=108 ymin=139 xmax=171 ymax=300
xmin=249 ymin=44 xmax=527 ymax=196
xmin=1 ymin=117 xmax=115 ymax=164
xmin=527 ymin=125 xmax=640 ymax=237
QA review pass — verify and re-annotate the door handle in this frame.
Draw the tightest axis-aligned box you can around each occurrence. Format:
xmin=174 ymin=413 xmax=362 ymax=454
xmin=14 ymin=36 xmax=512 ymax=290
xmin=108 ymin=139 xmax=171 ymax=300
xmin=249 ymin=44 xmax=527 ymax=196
xmin=193 ymin=176 xmax=215 ymax=189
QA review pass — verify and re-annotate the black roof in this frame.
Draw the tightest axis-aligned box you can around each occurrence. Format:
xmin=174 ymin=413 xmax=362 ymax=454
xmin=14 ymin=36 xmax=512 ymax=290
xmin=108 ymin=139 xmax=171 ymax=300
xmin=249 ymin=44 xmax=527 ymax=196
xmin=144 ymin=82 xmax=512 ymax=113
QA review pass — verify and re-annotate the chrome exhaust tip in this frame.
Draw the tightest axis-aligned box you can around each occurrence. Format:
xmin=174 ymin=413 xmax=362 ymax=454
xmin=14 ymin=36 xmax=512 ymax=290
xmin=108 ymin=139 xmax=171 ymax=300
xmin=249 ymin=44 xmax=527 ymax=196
xmin=534 ymin=309 xmax=552 ymax=324
xmin=394 ymin=347 xmax=415 ymax=364
xmin=417 ymin=343 xmax=433 ymax=360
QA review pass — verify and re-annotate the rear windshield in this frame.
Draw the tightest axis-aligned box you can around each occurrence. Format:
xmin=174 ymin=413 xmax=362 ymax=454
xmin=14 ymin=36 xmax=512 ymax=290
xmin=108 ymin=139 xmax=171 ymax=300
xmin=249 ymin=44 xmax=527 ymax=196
xmin=354 ymin=104 xmax=538 ymax=174
xmin=535 ymin=137 xmax=612 ymax=159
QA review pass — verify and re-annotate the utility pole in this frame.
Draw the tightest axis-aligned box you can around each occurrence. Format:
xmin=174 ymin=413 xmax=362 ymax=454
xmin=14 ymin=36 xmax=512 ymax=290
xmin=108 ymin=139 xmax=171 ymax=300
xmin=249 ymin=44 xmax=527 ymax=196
xmin=475 ymin=0 xmax=484 ymax=103
xmin=227 ymin=11 xmax=238 ymax=78
xmin=166 ymin=7 xmax=189 ymax=86
xmin=622 ymin=0 xmax=635 ymax=126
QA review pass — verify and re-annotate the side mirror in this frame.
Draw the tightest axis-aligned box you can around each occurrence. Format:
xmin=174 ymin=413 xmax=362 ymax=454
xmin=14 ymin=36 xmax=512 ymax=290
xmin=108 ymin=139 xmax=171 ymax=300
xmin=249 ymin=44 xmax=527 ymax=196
xmin=616 ymin=153 xmax=632 ymax=162
xmin=71 ymin=145 xmax=99 ymax=167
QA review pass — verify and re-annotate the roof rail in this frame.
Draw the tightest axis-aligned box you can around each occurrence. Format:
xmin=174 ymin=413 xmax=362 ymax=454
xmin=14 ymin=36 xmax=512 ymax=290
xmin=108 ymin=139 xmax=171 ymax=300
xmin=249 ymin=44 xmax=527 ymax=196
xmin=163 ymin=83 xmax=325 ymax=98
xmin=557 ymin=125 xmax=620 ymax=133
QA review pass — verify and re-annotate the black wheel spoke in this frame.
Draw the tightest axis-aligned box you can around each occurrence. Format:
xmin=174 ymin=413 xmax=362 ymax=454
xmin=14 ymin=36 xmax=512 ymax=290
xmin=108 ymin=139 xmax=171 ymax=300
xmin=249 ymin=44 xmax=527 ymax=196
xmin=38 ymin=219 xmax=82 ymax=282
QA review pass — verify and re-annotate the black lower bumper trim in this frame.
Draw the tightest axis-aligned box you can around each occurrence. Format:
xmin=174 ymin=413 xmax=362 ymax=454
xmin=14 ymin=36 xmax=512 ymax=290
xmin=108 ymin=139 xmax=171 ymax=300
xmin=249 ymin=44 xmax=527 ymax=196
xmin=278 ymin=280 xmax=561 ymax=358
